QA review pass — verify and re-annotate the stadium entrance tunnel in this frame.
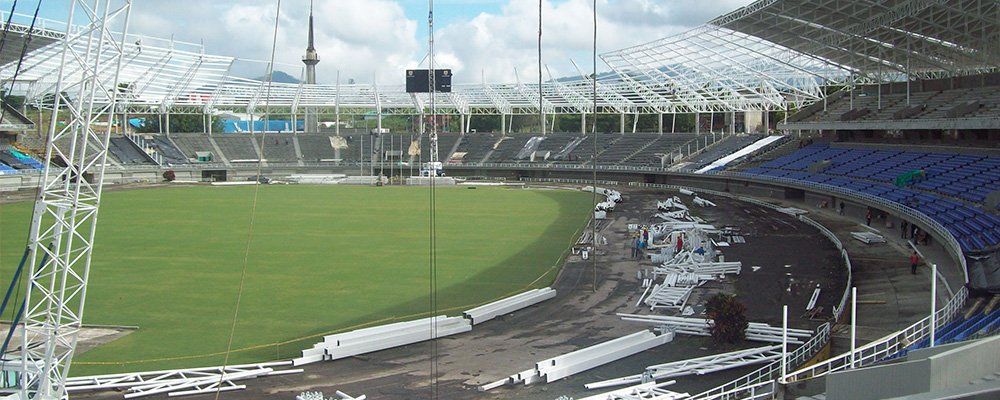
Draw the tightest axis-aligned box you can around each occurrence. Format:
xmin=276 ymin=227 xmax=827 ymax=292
xmin=202 ymin=169 xmax=227 ymax=182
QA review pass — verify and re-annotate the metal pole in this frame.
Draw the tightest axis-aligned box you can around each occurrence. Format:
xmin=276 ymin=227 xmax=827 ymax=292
xmin=930 ymin=263 xmax=937 ymax=347
xmin=335 ymin=70 xmax=341 ymax=136
xmin=851 ymin=286 xmax=857 ymax=367
xmin=658 ymin=113 xmax=663 ymax=134
xmin=671 ymin=113 xmax=676 ymax=133
xmin=781 ymin=304 xmax=788 ymax=380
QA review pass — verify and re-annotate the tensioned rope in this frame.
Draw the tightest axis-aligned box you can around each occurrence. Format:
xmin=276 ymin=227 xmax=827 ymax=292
xmin=427 ymin=0 xmax=439 ymax=398
xmin=213 ymin=0 xmax=282 ymax=398
xmin=591 ymin=0 xmax=598 ymax=292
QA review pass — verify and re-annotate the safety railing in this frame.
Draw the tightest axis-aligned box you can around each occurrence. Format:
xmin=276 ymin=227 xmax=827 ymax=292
xmin=782 ymin=285 xmax=968 ymax=383
xmin=689 ymin=323 xmax=831 ymax=400
xmin=798 ymin=215 xmax=852 ymax=322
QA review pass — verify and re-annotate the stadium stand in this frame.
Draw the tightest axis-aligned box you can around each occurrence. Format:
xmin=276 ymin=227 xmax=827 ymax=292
xmin=297 ymin=135 xmax=341 ymax=162
xmin=258 ymin=135 xmax=298 ymax=162
xmin=108 ymin=137 xmax=155 ymax=165
xmin=678 ymin=134 xmax=764 ymax=171
xmin=149 ymin=135 xmax=188 ymax=165
xmin=171 ymin=135 xmax=216 ymax=161
xmin=532 ymin=134 xmax=580 ymax=163
xmin=449 ymin=133 xmax=499 ymax=164
xmin=5 ymin=148 xmax=44 ymax=170
xmin=593 ymin=134 xmax=653 ymax=164
xmin=211 ymin=136 xmax=259 ymax=161
xmin=620 ymin=133 xmax=698 ymax=168
xmin=744 ymin=143 xmax=1000 ymax=253
xmin=783 ymin=73 xmax=1000 ymax=132
xmin=223 ymin=119 xmax=303 ymax=133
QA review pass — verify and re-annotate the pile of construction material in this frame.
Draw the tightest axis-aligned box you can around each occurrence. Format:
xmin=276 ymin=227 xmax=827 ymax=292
xmin=576 ymin=381 xmax=688 ymax=400
xmin=617 ymin=314 xmax=812 ymax=345
xmin=481 ymin=330 xmax=674 ymax=391
xmin=65 ymin=362 xmax=302 ymax=399
xmin=584 ymin=345 xmax=782 ymax=389
xmin=585 ymin=186 xmax=622 ymax=212
xmin=464 ymin=288 xmax=556 ymax=325
xmin=295 ymin=316 xmax=472 ymax=365
xmin=295 ymin=288 xmax=557 ymax=366
xmin=851 ymin=231 xmax=886 ymax=244
xmin=297 ymin=391 xmax=366 ymax=400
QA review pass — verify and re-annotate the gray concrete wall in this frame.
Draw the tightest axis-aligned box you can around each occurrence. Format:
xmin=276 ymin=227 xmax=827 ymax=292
xmin=928 ymin=335 xmax=1000 ymax=390
xmin=827 ymin=359 xmax=932 ymax=400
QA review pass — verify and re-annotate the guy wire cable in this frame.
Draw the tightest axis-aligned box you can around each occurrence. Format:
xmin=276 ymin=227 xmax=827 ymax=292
xmin=214 ymin=0 xmax=281 ymax=398
xmin=591 ymin=0 xmax=598 ymax=292
xmin=427 ymin=0 xmax=439 ymax=398
xmin=0 ymin=0 xmax=43 ymax=369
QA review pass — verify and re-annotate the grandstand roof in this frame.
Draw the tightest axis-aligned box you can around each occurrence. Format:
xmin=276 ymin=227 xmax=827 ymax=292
xmin=1 ymin=1 xmax=996 ymax=116
xmin=711 ymin=0 xmax=999 ymax=80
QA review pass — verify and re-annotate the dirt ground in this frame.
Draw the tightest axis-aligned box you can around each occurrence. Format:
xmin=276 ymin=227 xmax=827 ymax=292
xmin=72 ymin=187 xmax=847 ymax=400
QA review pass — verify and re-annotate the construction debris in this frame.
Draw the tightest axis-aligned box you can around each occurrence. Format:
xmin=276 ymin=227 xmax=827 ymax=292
xmin=617 ymin=314 xmax=812 ymax=345
xmin=576 ymin=381 xmax=688 ymax=400
xmin=584 ymin=345 xmax=782 ymax=389
xmin=851 ymin=231 xmax=887 ymax=244
xmin=65 ymin=362 xmax=302 ymax=399
xmin=806 ymin=285 xmax=821 ymax=311
xmin=692 ymin=196 xmax=716 ymax=207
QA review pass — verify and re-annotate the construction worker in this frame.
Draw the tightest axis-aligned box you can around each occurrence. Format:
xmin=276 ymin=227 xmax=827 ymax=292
xmin=910 ymin=251 xmax=920 ymax=275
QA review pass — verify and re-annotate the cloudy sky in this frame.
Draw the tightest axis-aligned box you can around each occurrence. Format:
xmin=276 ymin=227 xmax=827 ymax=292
xmin=6 ymin=0 xmax=753 ymax=84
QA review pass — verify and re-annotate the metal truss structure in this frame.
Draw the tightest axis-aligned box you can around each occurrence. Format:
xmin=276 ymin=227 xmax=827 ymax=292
xmin=64 ymin=361 xmax=302 ymax=399
xmin=2 ymin=0 xmax=996 ymax=119
xmin=2 ymin=1 xmax=132 ymax=399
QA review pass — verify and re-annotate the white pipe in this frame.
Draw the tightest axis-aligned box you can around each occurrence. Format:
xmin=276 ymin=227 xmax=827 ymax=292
xmin=851 ymin=286 xmax=857 ymax=367
xmin=780 ymin=305 xmax=788 ymax=383
xmin=930 ymin=263 xmax=937 ymax=347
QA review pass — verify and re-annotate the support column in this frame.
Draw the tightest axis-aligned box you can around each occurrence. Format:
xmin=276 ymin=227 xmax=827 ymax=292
xmin=460 ymin=113 xmax=466 ymax=134
xmin=501 ymin=114 xmax=507 ymax=134
xmin=763 ymin=110 xmax=770 ymax=134
xmin=731 ymin=111 xmax=736 ymax=134
xmin=620 ymin=113 xmax=625 ymax=134
xmin=694 ymin=112 xmax=700 ymax=134
xmin=165 ymin=113 xmax=171 ymax=136
xmin=708 ymin=112 xmax=713 ymax=133
xmin=581 ymin=113 xmax=586 ymax=134
xmin=671 ymin=113 xmax=676 ymax=133
xmin=207 ymin=113 xmax=212 ymax=135
xmin=658 ymin=113 xmax=663 ymax=134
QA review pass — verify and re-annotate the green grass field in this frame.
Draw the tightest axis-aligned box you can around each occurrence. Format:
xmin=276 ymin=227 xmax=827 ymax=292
xmin=0 ymin=185 xmax=592 ymax=375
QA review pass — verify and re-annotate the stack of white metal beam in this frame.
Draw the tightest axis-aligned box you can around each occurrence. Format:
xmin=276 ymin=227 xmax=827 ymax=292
xmin=653 ymin=260 xmax=742 ymax=276
xmin=482 ymin=330 xmax=674 ymax=390
xmin=463 ymin=288 xmax=557 ymax=325
xmin=584 ymin=346 xmax=781 ymax=389
xmin=293 ymin=316 xmax=471 ymax=366
xmin=657 ymin=197 xmax=688 ymax=212
xmin=850 ymin=231 xmax=886 ymax=244
xmin=617 ymin=314 xmax=812 ymax=344
xmin=643 ymin=285 xmax=694 ymax=310
xmin=660 ymin=272 xmax=712 ymax=287
xmin=65 ymin=361 xmax=302 ymax=399
xmin=577 ymin=381 xmax=688 ymax=400
xmin=692 ymin=196 xmax=716 ymax=207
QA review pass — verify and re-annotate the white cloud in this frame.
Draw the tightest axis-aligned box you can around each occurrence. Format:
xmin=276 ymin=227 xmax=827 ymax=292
xmin=122 ymin=0 xmax=752 ymax=84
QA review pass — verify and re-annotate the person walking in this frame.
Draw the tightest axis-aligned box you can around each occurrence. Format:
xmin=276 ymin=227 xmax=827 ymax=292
xmin=865 ymin=209 xmax=873 ymax=226
xmin=901 ymin=220 xmax=909 ymax=239
xmin=839 ymin=201 xmax=845 ymax=215
xmin=910 ymin=251 xmax=920 ymax=275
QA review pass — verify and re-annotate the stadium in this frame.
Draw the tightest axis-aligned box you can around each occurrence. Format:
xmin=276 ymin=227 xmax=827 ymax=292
xmin=0 ymin=0 xmax=997 ymax=399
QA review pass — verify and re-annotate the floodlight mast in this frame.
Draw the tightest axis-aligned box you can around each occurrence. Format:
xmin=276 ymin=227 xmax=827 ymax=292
xmin=10 ymin=1 xmax=132 ymax=399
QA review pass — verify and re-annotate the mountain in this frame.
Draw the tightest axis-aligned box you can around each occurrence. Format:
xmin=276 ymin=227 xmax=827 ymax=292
xmin=252 ymin=70 xmax=301 ymax=84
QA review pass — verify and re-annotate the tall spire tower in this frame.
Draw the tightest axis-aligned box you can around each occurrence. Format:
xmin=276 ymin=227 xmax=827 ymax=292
xmin=302 ymin=0 xmax=320 ymax=132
